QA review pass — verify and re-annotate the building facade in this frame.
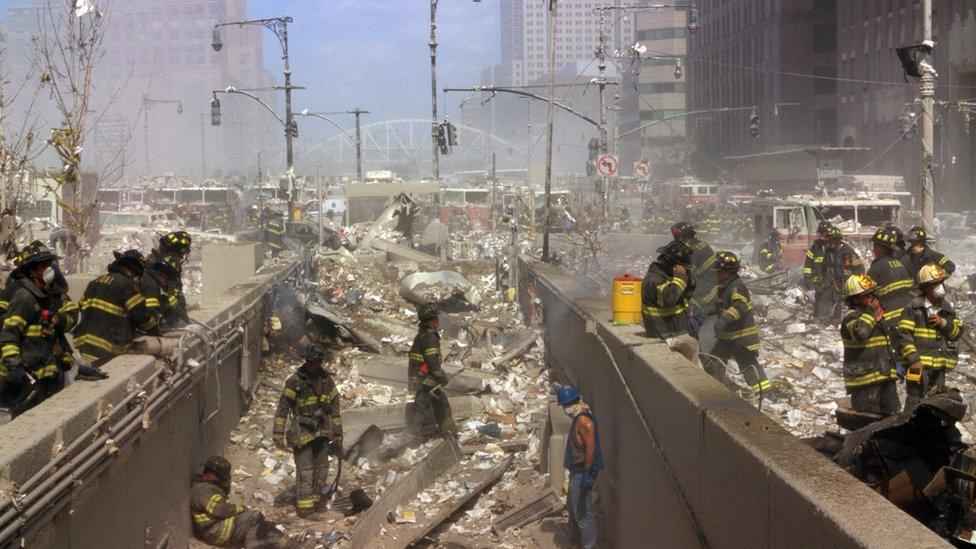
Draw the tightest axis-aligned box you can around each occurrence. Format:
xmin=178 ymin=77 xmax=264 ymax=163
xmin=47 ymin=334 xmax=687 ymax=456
xmin=837 ymin=1 xmax=976 ymax=211
xmin=687 ymin=0 xmax=838 ymax=171
xmin=618 ymin=9 xmax=689 ymax=180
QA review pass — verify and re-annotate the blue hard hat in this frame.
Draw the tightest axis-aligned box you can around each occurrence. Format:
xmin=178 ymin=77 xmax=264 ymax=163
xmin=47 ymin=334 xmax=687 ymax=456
xmin=557 ymin=386 xmax=581 ymax=406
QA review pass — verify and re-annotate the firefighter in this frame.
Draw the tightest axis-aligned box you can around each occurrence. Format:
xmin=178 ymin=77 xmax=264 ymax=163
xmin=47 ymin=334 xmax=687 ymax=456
xmin=74 ymin=250 xmax=160 ymax=367
xmin=840 ymin=274 xmax=900 ymax=415
xmin=757 ymin=229 xmax=782 ymax=273
xmin=142 ymin=254 xmax=184 ymax=331
xmin=904 ymin=225 xmax=955 ymax=282
xmin=246 ymin=205 xmax=261 ymax=226
xmin=262 ymin=208 xmax=286 ymax=257
xmin=0 ymin=243 xmax=68 ymax=414
xmin=407 ymin=303 xmax=456 ymax=438
xmin=867 ymin=227 xmax=913 ymax=329
xmin=272 ymin=344 xmax=343 ymax=518
xmin=804 ymin=221 xmax=832 ymax=289
xmin=641 ymin=240 xmax=702 ymax=368
xmin=708 ymin=251 xmax=772 ymax=393
xmin=897 ymin=264 xmax=964 ymax=408
xmin=671 ymin=222 xmax=716 ymax=299
xmin=815 ymin=226 xmax=864 ymax=323
xmin=890 ymin=226 xmax=908 ymax=260
xmin=190 ymin=456 xmax=288 ymax=548
xmin=153 ymin=231 xmax=192 ymax=327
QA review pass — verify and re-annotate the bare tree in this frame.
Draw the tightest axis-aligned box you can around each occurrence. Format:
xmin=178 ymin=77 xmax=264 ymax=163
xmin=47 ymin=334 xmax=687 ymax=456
xmin=558 ymin=195 xmax=609 ymax=274
xmin=31 ymin=0 xmax=136 ymax=271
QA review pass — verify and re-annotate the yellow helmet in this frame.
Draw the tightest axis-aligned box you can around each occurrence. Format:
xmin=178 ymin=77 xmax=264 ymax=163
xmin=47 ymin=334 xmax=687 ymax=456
xmin=918 ymin=263 xmax=949 ymax=286
xmin=844 ymin=274 xmax=876 ymax=298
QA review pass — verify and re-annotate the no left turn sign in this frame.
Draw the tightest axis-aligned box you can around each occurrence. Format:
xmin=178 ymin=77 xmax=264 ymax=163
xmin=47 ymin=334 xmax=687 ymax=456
xmin=597 ymin=155 xmax=619 ymax=177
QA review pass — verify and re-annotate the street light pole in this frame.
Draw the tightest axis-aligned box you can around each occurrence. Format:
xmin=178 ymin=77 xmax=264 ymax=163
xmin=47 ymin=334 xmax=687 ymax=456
xmin=213 ymin=16 xmax=298 ymax=222
xmin=429 ymin=0 xmax=440 ymax=189
xmin=349 ymin=108 xmax=369 ymax=182
xmin=543 ymin=0 xmax=558 ymax=262
xmin=920 ymin=0 xmax=935 ymax=232
xmin=142 ymin=94 xmax=182 ymax=176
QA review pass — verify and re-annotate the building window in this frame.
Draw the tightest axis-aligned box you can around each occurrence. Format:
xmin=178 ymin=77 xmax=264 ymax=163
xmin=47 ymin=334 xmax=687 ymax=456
xmin=635 ymin=27 xmax=686 ymax=41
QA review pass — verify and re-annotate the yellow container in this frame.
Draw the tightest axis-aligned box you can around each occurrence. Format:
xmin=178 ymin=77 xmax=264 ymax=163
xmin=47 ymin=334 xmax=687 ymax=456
xmin=612 ymin=274 xmax=643 ymax=324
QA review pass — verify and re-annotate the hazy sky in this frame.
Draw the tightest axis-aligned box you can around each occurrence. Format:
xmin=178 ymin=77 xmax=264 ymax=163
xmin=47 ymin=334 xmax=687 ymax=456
xmin=258 ymin=0 xmax=501 ymax=128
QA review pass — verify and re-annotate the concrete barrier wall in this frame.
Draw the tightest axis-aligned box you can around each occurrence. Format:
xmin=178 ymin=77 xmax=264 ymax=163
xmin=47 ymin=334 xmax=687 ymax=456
xmin=519 ymin=259 xmax=947 ymax=548
xmin=0 ymin=263 xmax=296 ymax=549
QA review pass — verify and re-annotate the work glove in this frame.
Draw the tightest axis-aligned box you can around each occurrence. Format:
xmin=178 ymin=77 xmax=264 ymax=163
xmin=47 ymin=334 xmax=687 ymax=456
xmin=3 ymin=356 xmax=26 ymax=384
xmin=328 ymin=439 xmax=344 ymax=456
xmin=580 ymin=469 xmax=597 ymax=491
xmin=76 ymin=363 xmax=109 ymax=381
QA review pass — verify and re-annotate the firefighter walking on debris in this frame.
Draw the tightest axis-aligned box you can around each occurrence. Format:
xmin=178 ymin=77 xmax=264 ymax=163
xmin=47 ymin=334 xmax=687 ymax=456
xmin=407 ymin=303 xmax=456 ymax=438
xmin=897 ymin=264 xmax=965 ymax=408
xmin=757 ymin=229 xmax=782 ymax=273
xmin=905 ymin=226 xmax=955 ymax=283
xmin=190 ymin=456 xmax=289 ymax=548
xmin=814 ymin=226 xmax=864 ymax=323
xmin=708 ymin=251 xmax=772 ymax=393
xmin=272 ymin=344 xmax=343 ymax=518
xmin=840 ymin=274 xmax=900 ymax=415
xmin=804 ymin=221 xmax=831 ymax=292
xmin=868 ymin=227 xmax=914 ymax=330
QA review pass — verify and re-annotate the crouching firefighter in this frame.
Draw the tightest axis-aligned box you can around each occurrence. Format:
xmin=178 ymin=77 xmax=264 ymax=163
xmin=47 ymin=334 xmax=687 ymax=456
xmin=708 ymin=251 xmax=772 ymax=394
xmin=897 ymin=264 xmax=965 ymax=408
xmin=407 ymin=303 xmax=457 ymax=438
xmin=273 ymin=344 xmax=343 ymax=518
xmin=840 ymin=274 xmax=900 ymax=415
xmin=191 ymin=456 xmax=289 ymax=548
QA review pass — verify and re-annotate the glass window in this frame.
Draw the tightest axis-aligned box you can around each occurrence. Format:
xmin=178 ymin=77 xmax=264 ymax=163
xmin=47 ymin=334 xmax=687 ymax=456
xmin=857 ymin=205 xmax=897 ymax=227
xmin=178 ymin=189 xmax=204 ymax=203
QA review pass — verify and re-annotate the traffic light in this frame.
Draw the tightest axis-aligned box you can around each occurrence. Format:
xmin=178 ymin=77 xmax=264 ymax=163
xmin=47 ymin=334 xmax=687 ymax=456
xmin=586 ymin=137 xmax=600 ymax=176
xmin=750 ymin=109 xmax=760 ymax=138
xmin=435 ymin=123 xmax=447 ymax=154
xmin=445 ymin=121 xmax=457 ymax=147
xmin=210 ymin=95 xmax=221 ymax=126
xmin=436 ymin=121 xmax=457 ymax=154
xmin=687 ymin=6 xmax=699 ymax=32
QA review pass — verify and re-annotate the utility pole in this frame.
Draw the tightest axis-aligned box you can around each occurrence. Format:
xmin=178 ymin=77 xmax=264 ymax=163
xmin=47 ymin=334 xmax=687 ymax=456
xmin=490 ymin=152 xmax=498 ymax=234
xmin=595 ymin=8 xmax=609 ymax=222
xmin=429 ymin=0 xmax=441 ymax=190
xmin=316 ymin=163 xmax=324 ymax=246
xmin=542 ymin=0 xmax=558 ymax=262
xmin=349 ymin=108 xmax=369 ymax=182
xmin=920 ymin=0 xmax=935 ymax=232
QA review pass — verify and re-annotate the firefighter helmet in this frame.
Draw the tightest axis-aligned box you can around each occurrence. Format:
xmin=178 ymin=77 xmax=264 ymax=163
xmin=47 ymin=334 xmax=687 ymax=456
xmin=870 ymin=226 xmax=898 ymax=249
xmin=657 ymin=240 xmax=693 ymax=267
xmin=816 ymin=220 xmax=833 ymax=235
xmin=891 ymin=226 xmax=906 ymax=249
xmin=907 ymin=225 xmax=928 ymax=244
xmin=556 ymin=386 xmax=581 ymax=406
xmin=160 ymin=231 xmax=192 ymax=255
xmin=918 ymin=263 xmax=949 ymax=286
xmin=14 ymin=241 xmax=59 ymax=270
xmin=417 ymin=303 xmax=440 ymax=323
xmin=712 ymin=251 xmax=740 ymax=271
xmin=150 ymin=254 xmax=181 ymax=279
xmin=670 ymin=221 xmax=695 ymax=240
xmin=203 ymin=456 xmax=232 ymax=483
xmin=844 ymin=274 xmax=877 ymax=298
xmin=825 ymin=226 xmax=843 ymax=241
xmin=112 ymin=249 xmax=147 ymax=277
xmin=299 ymin=343 xmax=328 ymax=361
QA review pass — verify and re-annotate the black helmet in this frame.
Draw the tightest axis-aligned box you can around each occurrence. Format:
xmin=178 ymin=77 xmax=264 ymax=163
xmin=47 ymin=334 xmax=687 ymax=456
xmin=816 ymin=221 xmax=833 ymax=235
xmin=203 ymin=455 xmax=232 ymax=484
xmin=890 ymin=226 xmax=906 ymax=249
xmin=149 ymin=254 xmax=181 ymax=279
xmin=670 ymin=221 xmax=695 ymax=241
xmin=14 ymin=241 xmax=59 ymax=271
xmin=112 ymin=249 xmax=146 ymax=277
xmin=870 ymin=226 xmax=897 ymax=249
xmin=907 ymin=225 xmax=928 ymax=244
xmin=300 ymin=344 xmax=328 ymax=361
xmin=656 ymin=240 xmax=693 ymax=267
xmin=160 ymin=231 xmax=192 ymax=255
xmin=417 ymin=303 xmax=440 ymax=323
xmin=712 ymin=250 xmax=740 ymax=271
xmin=826 ymin=225 xmax=843 ymax=241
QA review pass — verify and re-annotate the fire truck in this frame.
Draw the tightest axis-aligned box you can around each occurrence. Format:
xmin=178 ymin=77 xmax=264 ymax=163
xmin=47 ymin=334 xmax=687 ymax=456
xmin=751 ymin=194 xmax=902 ymax=268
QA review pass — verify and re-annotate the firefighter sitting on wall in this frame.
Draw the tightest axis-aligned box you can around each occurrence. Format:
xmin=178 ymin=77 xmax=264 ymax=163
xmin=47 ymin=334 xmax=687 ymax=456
xmin=757 ymin=229 xmax=782 ymax=273
xmin=74 ymin=250 xmax=160 ymax=367
xmin=190 ymin=456 xmax=289 ymax=548
xmin=708 ymin=251 xmax=772 ymax=394
xmin=897 ymin=264 xmax=965 ymax=409
xmin=840 ymin=274 xmax=900 ymax=415
xmin=273 ymin=344 xmax=343 ymax=518
xmin=407 ymin=303 xmax=456 ymax=438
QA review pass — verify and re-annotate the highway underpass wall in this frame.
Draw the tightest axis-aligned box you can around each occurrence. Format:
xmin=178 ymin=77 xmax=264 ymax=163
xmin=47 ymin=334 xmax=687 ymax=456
xmin=0 ymin=263 xmax=297 ymax=549
xmin=519 ymin=258 xmax=947 ymax=548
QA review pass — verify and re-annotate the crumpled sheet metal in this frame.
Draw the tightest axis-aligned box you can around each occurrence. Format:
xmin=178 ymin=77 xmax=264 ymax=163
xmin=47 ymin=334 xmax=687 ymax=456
xmin=399 ymin=270 xmax=482 ymax=309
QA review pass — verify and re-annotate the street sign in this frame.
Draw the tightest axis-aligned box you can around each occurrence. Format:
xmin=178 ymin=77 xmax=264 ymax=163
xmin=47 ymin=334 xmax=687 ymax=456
xmin=597 ymin=155 xmax=619 ymax=177
xmin=633 ymin=161 xmax=651 ymax=179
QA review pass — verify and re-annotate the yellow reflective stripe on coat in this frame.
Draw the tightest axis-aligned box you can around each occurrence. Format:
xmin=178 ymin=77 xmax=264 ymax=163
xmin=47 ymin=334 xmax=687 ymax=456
xmin=642 ymin=303 xmax=687 ymax=317
xmin=842 ymin=335 xmax=889 ymax=348
xmin=215 ymin=517 xmax=235 ymax=545
xmin=74 ymin=333 xmax=125 ymax=354
xmin=900 ymin=344 xmax=918 ymax=358
xmin=716 ymin=326 xmax=758 ymax=340
xmin=282 ymin=387 xmax=297 ymax=400
xmin=875 ymin=279 xmax=912 ymax=296
xmin=193 ymin=512 xmax=211 ymax=525
xmin=125 ymin=293 xmax=146 ymax=311
xmin=34 ymin=363 xmax=59 ymax=380
xmin=144 ymin=297 xmax=161 ymax=308
xmin=205 ymin=493 xmax=224 ymax=514
xmin=3 ymin=315 xmax=26 ymax=330
xmin=919 ymin=356 xmax=958 ymax=369
xmin=751 ymin=379 xmax=772 ymax=392
xmin=844 ymin=370 xmax=893 ymax=388
xmin=1 ymin=344 xmax=20 ymax=358
xmin=82 ymin=298 xmax=126 ymax=317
